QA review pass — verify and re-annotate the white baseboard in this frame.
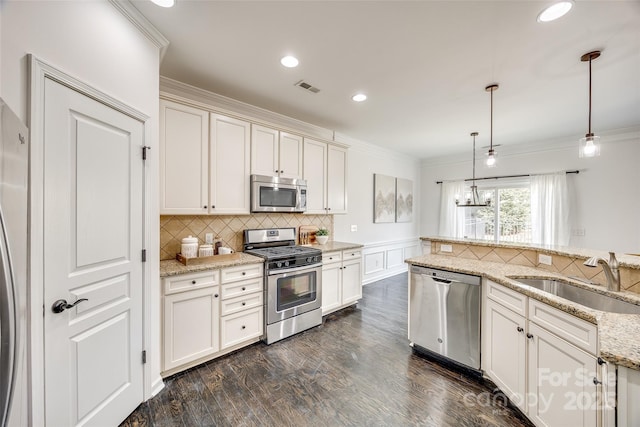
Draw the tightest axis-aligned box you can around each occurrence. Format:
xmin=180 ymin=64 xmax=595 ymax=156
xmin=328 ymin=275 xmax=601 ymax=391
xmin=150 ymin=376 xmax=165 ymax=398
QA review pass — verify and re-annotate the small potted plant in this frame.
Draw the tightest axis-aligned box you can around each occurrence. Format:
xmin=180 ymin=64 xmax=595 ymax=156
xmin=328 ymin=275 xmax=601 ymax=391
xmin=315 ymin=228 xmax=329 ymax=245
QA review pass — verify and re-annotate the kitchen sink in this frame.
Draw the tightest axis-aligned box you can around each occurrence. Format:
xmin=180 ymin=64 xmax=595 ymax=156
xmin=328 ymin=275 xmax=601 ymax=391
xmin=509 ymin=277 xmax=640 ymax=315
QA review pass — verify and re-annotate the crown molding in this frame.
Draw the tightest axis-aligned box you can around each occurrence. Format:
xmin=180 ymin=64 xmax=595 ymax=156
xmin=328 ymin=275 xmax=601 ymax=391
xmin=334 ymin=132 xmax=420 ymax=165
xmin=109 ymin=0 xmax=170 ymax=60
xmin=160 ymin=76 xmax=335 ymax=141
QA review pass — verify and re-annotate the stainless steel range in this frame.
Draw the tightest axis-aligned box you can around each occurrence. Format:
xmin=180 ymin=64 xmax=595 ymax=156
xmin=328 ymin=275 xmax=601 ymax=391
xmin=243 ymin=228 xmax=322 ymax=344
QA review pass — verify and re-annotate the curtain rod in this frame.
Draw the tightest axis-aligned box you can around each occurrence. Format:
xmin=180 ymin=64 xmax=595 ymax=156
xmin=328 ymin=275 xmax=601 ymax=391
xmin=435 ymin=170 xmax=580 ymax=184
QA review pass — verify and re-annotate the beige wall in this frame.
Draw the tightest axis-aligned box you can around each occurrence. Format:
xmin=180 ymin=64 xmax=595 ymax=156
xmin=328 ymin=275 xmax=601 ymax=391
xmin=161 ymin=213 xmax=333 ymax=260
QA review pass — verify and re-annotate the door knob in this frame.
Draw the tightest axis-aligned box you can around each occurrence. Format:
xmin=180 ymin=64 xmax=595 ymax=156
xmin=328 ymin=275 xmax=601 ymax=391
xmin=51 ymin=298 xmax=88 ymax=313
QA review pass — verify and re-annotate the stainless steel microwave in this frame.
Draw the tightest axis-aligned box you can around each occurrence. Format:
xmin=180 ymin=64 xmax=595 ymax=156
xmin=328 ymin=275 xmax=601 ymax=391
xmin=250 ymin=175 xmax=307 ymax=213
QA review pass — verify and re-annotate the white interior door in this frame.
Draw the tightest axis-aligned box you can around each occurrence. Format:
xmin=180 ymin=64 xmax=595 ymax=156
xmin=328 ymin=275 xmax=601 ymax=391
xmin=42 ymin=78 xmax=144 ymax=426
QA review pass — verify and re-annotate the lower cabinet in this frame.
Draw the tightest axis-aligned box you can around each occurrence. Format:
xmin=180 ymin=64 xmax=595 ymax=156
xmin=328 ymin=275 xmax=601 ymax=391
xmin=162 ymin=264 xmax=263 ymax=376
xmin=321 ymin=249 xmax=362 ymax=315
xmin=483 ymin=280 xmax=600 ymax=427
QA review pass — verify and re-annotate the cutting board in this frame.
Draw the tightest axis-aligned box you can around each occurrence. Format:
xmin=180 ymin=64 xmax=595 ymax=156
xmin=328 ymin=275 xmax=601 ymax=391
xmin=299 ymin=225 xmax=319 ymax=245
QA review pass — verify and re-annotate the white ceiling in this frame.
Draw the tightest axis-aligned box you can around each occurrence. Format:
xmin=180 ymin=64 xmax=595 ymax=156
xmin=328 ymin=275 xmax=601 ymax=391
xmin=132 ymin=0 xmax=640 ymax=159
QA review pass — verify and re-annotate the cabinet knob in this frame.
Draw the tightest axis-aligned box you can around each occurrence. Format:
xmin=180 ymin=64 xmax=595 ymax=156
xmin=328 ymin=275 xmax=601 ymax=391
xmin=242 ymin=272 xmax=246 ymax=276
xmin=242 ymin=302 xmax=246 ymax=306
xmin=242 ymin=287 xmax=246 ymax=291
xmin=597 ymin=357 xmax=606 ymax=366
xmin=214 ymin=294 xmax=219 ymax=298
xmin=593 ymin=377 xmax=602 ymax=385
xmin=516 ymin=326 xmax=524 ymax=333
xmin=192 ymin=280 xmax=197 ymax=284
xmin=203 ymin=205 xmax=207 ymax=209
xmin=275 ymin=170 xmax=278 ymax=173
xmin=343 ymin=266 xmax=347 ymax=270
xmin=211 ymin=205 xmax=215 ymax=209
xmin=241 ymin=325 xmax=246 ymax=330
xmin=526 ymin=333 xmax=534 ymax=340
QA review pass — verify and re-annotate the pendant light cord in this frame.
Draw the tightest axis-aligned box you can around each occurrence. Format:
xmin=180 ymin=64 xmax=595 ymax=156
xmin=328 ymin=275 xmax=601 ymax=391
xmin=472 ymin=133 xmax=476 ymax=186
xmin=588 ymin=56 xmax=592 ymax=135
xmin=490 ymin=88 xmax=494 ymax=151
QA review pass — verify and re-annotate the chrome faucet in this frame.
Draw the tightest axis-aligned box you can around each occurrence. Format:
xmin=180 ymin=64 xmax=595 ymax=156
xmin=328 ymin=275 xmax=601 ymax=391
xmin=583 ymin=252 xmax=620 ymax=292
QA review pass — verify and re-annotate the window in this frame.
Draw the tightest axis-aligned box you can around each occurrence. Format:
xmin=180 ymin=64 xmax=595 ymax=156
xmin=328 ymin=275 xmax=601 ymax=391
xmin=463 ymin=183 xmax=531 ymax=243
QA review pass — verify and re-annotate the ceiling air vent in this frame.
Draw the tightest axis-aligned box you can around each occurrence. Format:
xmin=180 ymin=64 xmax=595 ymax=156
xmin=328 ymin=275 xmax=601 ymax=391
xmin=294 ymin=80 xmax=320 ymax=93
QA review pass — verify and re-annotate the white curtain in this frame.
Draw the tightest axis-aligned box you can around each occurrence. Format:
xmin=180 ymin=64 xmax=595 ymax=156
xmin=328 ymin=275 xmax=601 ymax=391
xmin=530 ymin=173 xmax=570 ymax=246
xmin=438 ymin=181 xmax=466 ymax=238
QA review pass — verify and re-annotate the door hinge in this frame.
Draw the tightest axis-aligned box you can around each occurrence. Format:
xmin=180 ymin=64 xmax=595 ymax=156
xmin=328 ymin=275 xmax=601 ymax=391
xmin=142 ymin=249 xmax=147 ymax=262
xmin=142 ymin=146 xmax=151 ymax=160
xmin=142 ymin=350 xmax=147 ymax=364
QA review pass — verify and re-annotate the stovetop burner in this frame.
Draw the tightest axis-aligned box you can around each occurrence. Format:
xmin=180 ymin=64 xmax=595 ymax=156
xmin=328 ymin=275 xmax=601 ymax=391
xmin=243 ymin=227 xmax=322 ymax=270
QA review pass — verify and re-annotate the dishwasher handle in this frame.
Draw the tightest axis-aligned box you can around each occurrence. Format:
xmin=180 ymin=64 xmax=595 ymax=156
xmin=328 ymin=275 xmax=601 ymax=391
xmin=432 ymin=276 xmax=454 ymax=284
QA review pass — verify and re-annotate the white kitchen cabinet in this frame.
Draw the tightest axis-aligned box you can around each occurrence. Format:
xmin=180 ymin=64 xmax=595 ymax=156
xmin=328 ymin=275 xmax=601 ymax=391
xmin=159 ymin=98 xmax=251 ymax=215
xmin=483 ymin=297 xmax=527 ymax=414
xmin=219 ymin=265 xmax=264 ymax=351
xmin=159 ymin=99 xmax=209 ymax=214
xmin=617 ymin=366 xmax=640 ymax=427
xmin=210 ymin=113 xmax=251 ymax=214
xmin=482 ymin=280 xmax=600 ymax=427
xmin=251 ymin=124 xmax=303 ymax=179
xmin=322 ymin=249 xmax=362 ymax=315
xmin=327 ymin=144 xmax=348 ymax=213
xmin=163 ymin=282 xmax=220 ymax=371
xmin=303 ymin=138 xmax=347 ymax=214
xmin=161 ymin=263 xmax=264 ymax=376
xmin=527 ymin=321 xmax=598 ymax=427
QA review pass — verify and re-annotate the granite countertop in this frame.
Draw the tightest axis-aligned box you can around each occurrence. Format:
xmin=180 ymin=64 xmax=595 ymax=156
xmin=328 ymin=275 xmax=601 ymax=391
xmin=303 ymin=241 xmax=363 ymax=252
xmin=422 ymin=236 xmax=640 ymax=269
xmin=406 ymin=253 xmax=640 ymax=370
xmin=160 ymin=253 xmax=265 ymax=277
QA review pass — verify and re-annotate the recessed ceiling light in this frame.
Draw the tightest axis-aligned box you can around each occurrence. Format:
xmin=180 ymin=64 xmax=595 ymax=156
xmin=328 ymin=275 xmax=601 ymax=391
xmin=150 ymin=0 xmax=175 ymax=7
xmin=352 ymin=93 xmax=367 ymax=102
xmin=537 ymin=1 xmax=573 ymax=22
xmin=280 ymin=56 xmax=299 ymax=68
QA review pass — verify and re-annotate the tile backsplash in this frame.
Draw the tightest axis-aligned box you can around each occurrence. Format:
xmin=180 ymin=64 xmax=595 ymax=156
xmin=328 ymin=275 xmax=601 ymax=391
xmin=160 ymin=214 xmax=333 ymax=260
xmin=431 ymin=241 xmax=640 ymax=295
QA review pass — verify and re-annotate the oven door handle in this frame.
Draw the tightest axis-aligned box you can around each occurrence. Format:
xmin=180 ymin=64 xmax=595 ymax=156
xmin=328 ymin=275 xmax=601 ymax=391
xmin=268 ymin=264 xmax=322 ymax=276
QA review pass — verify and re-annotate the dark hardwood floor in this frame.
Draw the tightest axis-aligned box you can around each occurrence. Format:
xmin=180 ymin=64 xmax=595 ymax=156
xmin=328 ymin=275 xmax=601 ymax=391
xmin=122 ymin=273 xmax=532 ymax=426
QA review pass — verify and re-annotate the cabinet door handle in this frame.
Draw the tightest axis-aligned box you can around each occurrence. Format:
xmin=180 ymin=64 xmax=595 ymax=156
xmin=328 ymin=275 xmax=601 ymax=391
xmin=526 ymin=333 xmax=534 ymax=340
xmin=516 ymin=326 xmax=524 ymax=333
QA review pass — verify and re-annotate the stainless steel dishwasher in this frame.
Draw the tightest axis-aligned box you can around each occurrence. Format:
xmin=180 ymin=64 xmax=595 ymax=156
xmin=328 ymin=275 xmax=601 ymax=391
xmin=409 ymin=265 xmax=482 ymax=373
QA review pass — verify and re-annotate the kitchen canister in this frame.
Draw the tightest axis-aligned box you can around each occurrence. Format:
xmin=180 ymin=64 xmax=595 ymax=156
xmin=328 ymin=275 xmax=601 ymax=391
xmin=199 ymin=244 xmax=214 ymax=257
xmin=181 ymin=235 xmax=198 ymax=258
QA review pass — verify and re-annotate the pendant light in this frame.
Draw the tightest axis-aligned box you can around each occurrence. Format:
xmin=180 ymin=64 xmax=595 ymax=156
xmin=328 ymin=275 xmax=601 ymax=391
xmin=485 ymin=84 xmax=499 ymax=168
xmin=456 ymin=132 xmax=492 ymax=207
xmin=579 ymin=51 xmax=601 ymax=158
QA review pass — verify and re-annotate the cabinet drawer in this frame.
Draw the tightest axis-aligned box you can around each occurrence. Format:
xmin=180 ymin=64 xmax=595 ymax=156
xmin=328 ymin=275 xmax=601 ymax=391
xmin=486 ymin=280 xmax=528 ymax=317
xmin=221 ymin=263 xmax=263 ymax=283
xmin=221 ymin=291 xmax=263 ymax=316
xmin=529 ymin=299 xmax=597 ymax=354
xmin=163 ymin=270 xmax=220 ymax=295
xmin=221 ymin=277 xmax=263 ymax=300
xmin=221 ymin=307 xmax=263 ymax=349
xmin=323 ymin=251 xmax=342 ymax=264
xmin=342 ymin=249 xmax=362 ymax=261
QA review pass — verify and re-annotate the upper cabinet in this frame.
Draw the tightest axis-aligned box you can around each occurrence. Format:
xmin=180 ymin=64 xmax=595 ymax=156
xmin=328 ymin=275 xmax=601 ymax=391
xmin=160 ymin=95 xmax=348 ymax=215
xmin=303 ymin=138 xmax=347 ymax=214
xmin=160 ymin=99 xmax=251 ymax=215
xmin=160 ymin=99 xmax=209 ymax=215
xmin=251 ymin=124 xmax=302 ymax=180
xmin=209 ymin=113 xmax=251 ymax=214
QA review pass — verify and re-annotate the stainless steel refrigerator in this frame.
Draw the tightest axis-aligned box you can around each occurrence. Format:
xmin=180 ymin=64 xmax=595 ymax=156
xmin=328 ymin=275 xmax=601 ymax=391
xmin=0 ymin=98 xmax=29 ymax=427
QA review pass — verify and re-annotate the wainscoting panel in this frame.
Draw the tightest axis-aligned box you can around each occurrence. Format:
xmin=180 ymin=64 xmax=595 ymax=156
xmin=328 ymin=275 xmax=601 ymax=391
xmin=363 ymin=238 xmax=421 ymax=285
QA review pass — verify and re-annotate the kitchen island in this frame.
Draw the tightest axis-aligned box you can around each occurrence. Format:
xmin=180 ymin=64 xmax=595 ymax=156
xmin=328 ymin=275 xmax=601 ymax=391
xmin=407 ymin=237 xmax=640 ymax=427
